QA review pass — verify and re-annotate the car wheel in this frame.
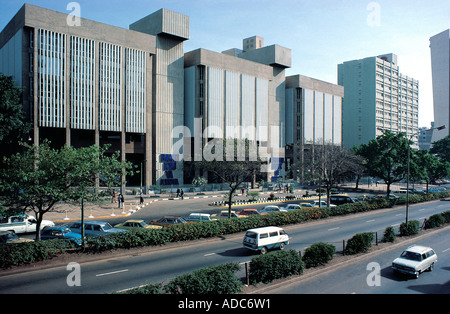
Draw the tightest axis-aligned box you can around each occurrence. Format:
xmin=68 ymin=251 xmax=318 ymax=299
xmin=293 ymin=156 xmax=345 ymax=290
xmin=279 ymin=242 xmax=285 ymax=250
xmin=260 ymin=247 xmax=268 ymax=255
xmin=428 ymin=263 xmax=434 ymax=272
xmin=414 ymin=271 xmax=420 ymax=279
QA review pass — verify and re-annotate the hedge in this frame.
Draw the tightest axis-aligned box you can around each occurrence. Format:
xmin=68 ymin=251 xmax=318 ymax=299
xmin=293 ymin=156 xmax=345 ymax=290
xmin=344 ymin=232 xmax=374 ymax=255
xmin=249 ymin=249 xmax=305 ymax=284
xmin=302 ymin=242 xmax=336 ymax=268
xmin=122 ymin=263 xmax=242 ymax=294
xmin=399 ymin=220 xmax=420 ymax=236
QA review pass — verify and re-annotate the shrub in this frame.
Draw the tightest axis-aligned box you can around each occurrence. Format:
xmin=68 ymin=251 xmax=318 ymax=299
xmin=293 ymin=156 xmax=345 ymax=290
xmin=166 ymin=263 xmax=242 ymax=294
xmin=302 ymin=242 xmax=336 ymax=268
xmin=382 ymin=226 xmax=396 ymax=243
xmin=442 ymin=210 xmax=450 ymax=224
xmin=249 ymin=249 xmax=304 ymax=284
xmin=424 ymin=214 xmax=445 ymax=229
xmin=399 ymin=220 xmax=419 ymax=236
xmin=345 ymin=232 xmax=374 ymax=255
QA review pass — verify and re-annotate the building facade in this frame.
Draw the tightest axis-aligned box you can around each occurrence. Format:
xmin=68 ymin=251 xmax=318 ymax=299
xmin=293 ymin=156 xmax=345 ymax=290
xmin=0 ymin=4 xmax=190 ymax=187
xmin=430 ymin=29 xmax=450 ymax=143
xmin=1 ymin=5 xmax=344 ymax=187
xmin=285 ymin=75 xmax=344 ymax=180
xmin=183 ymin=37 xmax=291 ymax=183
xmin=338 ymin=53 xmax=419 ymax=149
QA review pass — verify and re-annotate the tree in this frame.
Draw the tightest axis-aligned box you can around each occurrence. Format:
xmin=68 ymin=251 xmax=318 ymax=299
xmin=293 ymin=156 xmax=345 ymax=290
xmin=0 ymin=141 xmax=133 ymax=241
xmin=303 ymin=142 xmax=364 ymax=207
xmin=412 ymin=149 xmax=450 ymax=192
xmin=196 ymin=138 xmax=263 ymax=218
xmin=0 ymin=74 xmax=30 ymax=157
xmin=356 ymin=131 xmax=410 ymax=198
xmin=430 ymin=135 xmax=450 ymax=163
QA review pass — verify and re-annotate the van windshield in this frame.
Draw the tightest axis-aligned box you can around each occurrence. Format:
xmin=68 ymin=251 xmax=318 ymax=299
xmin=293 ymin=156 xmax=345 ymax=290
xmin=245 ymin=231 xmax=257 ymax=239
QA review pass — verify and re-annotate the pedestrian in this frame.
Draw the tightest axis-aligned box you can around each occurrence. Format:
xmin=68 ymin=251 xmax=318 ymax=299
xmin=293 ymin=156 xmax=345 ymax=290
xmin=176 ymin=188 xmax=180 ymax=198
xmin=140 ymin=192 xmax=144 ymax=204
xmin=180 ymin=188 xmax=184 ymax=200
xmin=112 ymin=189 xmax=116 ymax=203
xmin=118 ymin=193 xmax=124 ymax=209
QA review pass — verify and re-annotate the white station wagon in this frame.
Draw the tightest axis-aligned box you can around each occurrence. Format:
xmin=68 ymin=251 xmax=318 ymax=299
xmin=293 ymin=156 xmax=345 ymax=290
xmin=392 ymin=245 xmax=437 ymax=278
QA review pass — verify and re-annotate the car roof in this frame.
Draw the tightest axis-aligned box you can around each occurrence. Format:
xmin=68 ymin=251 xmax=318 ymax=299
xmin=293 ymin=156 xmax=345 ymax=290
xmin=246 ymin=226 xmax=284 ymax=233
xmin=405 ymin=245 xmax=432 ymax=254
xmin=124 ymin=219 xmax=144 ymax=223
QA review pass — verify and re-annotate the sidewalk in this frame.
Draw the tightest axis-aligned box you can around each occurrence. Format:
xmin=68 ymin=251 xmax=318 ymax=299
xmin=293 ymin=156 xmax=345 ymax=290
xmin=42 ymin=189 xmax=303 ymax=223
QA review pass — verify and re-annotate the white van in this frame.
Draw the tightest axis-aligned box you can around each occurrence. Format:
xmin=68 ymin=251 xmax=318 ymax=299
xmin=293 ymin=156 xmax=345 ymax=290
xmin=243 ymin=226 xmax=289 ymax=254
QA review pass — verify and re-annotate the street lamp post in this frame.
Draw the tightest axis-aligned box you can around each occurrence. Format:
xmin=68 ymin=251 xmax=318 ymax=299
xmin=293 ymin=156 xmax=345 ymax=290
xmin=405 ymin=125 xmax=445 ymax=224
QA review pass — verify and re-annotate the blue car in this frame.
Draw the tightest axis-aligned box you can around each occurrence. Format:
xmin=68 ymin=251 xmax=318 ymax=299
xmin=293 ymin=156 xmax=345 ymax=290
xmin=41 ymin=226 xmax=82 ymax=245
xmin=68 ymin=220 xmax=126 ymax=237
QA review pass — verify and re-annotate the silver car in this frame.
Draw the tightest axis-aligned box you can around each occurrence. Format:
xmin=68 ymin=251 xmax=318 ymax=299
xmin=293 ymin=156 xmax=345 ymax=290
xmin=392 ymin=245 xmax=437 ymax=278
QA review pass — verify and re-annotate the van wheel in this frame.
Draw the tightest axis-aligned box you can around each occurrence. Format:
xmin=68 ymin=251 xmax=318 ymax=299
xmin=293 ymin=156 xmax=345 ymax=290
xmin=260 ymin=247 xmax=268 ymax=254
xmin=428 ymin=263 xmax=434 ymax=272
xmin=279 ymin=243 xmax=285 ymax=250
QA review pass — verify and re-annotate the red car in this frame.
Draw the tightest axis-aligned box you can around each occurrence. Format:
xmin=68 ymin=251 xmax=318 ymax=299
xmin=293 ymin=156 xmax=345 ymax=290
xmin=236 ymin=208 xmax=266 ymax=216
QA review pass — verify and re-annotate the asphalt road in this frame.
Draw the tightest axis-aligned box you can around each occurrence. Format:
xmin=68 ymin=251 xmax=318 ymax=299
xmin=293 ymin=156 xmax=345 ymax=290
xmin=0 ymin=198 xmax=448 ymax=294
xmin=265 ymin=226 xmax=450 ymax=294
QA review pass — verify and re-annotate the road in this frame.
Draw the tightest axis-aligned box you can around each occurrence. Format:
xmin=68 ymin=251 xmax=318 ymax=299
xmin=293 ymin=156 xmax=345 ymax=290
xmin=264 ymin=226 xmax=450 ymax=294
xmin=0 ymin=198 xmax=448 ymax=294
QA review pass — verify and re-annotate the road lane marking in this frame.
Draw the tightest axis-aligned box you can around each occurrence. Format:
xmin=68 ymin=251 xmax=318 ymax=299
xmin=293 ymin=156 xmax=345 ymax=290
xmin=328 ymin=227 xmax=340 ymax=231
xmin=395 ymin=214 xmax=402 ymax=217
xmin=204 ymin=253 xmax=216 ymax=257
xmin=442 ymin=248 xmax=450 ymax=253
xmin=366 ymin=219 xmax=376 ymax=223
xmin=96 ymin=269 xmax=128 ymax=277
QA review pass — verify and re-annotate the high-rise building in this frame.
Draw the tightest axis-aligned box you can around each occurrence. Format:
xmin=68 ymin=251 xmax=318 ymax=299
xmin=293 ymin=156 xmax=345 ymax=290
xmin=430 ymin=29 xmax=450 ymax=143
xmin=285 ymin=75 xmax=344 ymax=180
xmin=338 ymin=53 xmax=419 ymax=148
xmin=183 ymin=37 xmax=291 ymax=183
xmin=0 ymin=4 xmax=189 ymax=187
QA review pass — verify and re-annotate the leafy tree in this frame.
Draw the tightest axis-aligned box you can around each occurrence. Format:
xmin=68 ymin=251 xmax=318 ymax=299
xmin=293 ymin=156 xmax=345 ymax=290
xmin=196 ymin=138 xmax=263 ymax=218
xmin=0 ymin=141 xmax=133 ymax=241
xmin=356 ymin=131 xmax=410 ymax=198
xmin=0 ymin=74 xmax=30 ymax=157
xmin=430 ymin=135 xmax=450 ymax=163
xmin=412 ymin=149 xmax=450 ymax=192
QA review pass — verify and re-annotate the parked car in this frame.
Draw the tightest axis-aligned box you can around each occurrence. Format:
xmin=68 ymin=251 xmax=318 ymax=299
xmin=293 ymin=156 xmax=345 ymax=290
xmin=260 ymin=205 xmax=287 ymax=214
xmin=150 ymin=216 xmax=188 ymax=226
xmin=281 ymin=204 xmax=301 ymax=211
xmin=114 ymin=219 xmax=161 ymax=230
xmin=186 ymin=213 xmax=216 ymax=222
xmin=0 ymin=230 xmax=34 ymax=245
xmin=40 ymin=226 xmax=82 ymax=245
xmin=0 ymin=214 xmax=54 ymax=234
xmin=300 ymin=202 xmax=314 ymax=208
xmin=311 ymin=200 xmax=336 ymax=208
xmin=329 ymin=195 xmax=355 ymax=206
xmin=211 ymin=211 xmax=241 ymax=219
xmin=68 ymin=221 xmax=126 ymax=237
xmin=237 ymin=208 xmax=265 ymax=216
xmin=243 ymin=226 xmax=289 ymax=254
xmin=392 ymin=245 xmax=438 ymax=278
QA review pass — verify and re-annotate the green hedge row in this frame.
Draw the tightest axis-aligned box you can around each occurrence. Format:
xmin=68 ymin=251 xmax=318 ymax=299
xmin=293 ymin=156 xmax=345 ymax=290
xmin=1 ymin=191 xmax=449 ymax=268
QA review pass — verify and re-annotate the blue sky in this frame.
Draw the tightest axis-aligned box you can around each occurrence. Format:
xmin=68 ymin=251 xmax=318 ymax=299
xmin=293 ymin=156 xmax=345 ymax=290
xmin=1 ymin=0 xmax=449 ymax=127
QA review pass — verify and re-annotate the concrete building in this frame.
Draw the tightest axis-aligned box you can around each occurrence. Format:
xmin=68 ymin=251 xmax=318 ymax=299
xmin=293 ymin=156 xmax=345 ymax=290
xmin=183 ymin=37 xmax=291 ymax=183
xmin=0 ymin=4 xmax=189 ymax=187
xmin=285 ymin=75 xmax=344 ymax=180
xmin=338 ymin=53 xmax=419 ymax=148
xmin=430 ymin=29 xmax=450 ymax=143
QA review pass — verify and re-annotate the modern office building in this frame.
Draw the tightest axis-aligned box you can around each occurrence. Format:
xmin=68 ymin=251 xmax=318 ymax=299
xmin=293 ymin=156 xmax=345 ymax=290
xmin=285 ymin=75 xmax=344 ymax=180
xmin=0 ymin=4 xmax=189 ymax=187
xmin=338 ymin=53 xmax=419 ymax=148
xmin=430 ymin=29 xmax=450 ymax=143
xmin=183 ymin=37 xmax=291 ymax=182
xmin=1 ymin=4 xmax=343 ymax=186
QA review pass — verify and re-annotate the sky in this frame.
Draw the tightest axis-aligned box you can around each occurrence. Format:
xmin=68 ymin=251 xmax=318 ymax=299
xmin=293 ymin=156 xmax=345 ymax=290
xmin=1 ymin=0 xmax=449 ymax=128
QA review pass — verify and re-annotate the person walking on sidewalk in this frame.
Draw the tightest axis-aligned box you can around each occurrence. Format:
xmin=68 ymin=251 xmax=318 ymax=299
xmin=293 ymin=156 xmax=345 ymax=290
xmin=140 ymin=192 xmax=144 ymax=204
xmin=180 ymin=189 xmax=184 ymax=200
xmin=118 ymin=193 xmax=124 ymax=209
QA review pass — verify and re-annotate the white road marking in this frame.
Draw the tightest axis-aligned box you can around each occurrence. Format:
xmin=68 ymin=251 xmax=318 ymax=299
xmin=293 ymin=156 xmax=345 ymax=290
xmin=96 ymin=269 xmax=128 ymax=277
xmin=204 ymin=253 xmax=216 ymax=257
xmin=442 ymin=248 xmax=450 ymax=253
xmin=328 ymin=227 xmax=340 ymax=231
xmin=366 ymin=219 xmax=376 ymax=223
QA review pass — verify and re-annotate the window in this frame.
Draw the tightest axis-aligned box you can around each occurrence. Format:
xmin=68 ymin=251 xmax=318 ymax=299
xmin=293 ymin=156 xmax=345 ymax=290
xmin=269 ymin=231 xmax=278 ymax=237
xmin=259 ymin=233 xmax=269 ymax=239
